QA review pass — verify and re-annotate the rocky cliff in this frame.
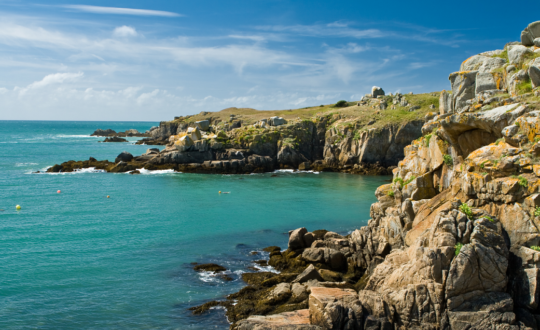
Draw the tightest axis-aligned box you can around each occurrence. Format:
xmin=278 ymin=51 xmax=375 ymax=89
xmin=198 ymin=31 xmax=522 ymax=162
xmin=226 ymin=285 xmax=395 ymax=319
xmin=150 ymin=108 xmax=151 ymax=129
xmin=200 ymin=21 xmax=540 ymax=330
xmin=48 ymin=95 xmax=436 ymax=175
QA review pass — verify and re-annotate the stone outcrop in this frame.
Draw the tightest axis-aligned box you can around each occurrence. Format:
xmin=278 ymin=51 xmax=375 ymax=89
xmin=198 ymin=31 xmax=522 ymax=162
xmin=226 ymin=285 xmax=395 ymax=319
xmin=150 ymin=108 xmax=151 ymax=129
xmin=216 ymin=22 xmax=540 ymax=330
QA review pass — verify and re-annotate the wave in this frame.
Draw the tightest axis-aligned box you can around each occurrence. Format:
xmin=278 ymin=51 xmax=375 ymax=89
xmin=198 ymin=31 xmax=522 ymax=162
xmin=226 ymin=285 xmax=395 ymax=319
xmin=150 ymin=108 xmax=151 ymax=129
xmin=55 ymin=134 xmax=99 ymax=138
xmin=31 ymin=167 xmax=106 ymax=175
xmin=15 ymin=163 xmax=38 ymax=167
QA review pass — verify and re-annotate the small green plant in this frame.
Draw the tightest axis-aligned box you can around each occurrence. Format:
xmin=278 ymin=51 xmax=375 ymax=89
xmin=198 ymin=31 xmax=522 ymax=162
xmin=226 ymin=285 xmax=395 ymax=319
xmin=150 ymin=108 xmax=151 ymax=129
xmin=443 ymin=154 xmax=453 ymax=167
xmin=484 ymin=216 xmax=494 ymax=223
xmin=353 ymin=131 xmax=361 ymax=141
xmin=530 ymin=246 xmax=540 ymax=252
xmin=393 ymin=177 xmax=404 ymax=187
xmin=535 ymin=136 xmax=540 ymax=143
xmin=387 ymin=190 xmax=394 ymax=197
xmin=495 ymin=138 xmax=505 ymax=145
xmin=482 ymin=172 xmax=488 ymax=176
xmin=460 ymin=203 xmax=473 ymax=220
xmin=515 ymin=121 xmax=520 ymax=127
xmin=455 ymin=242 xmax=463 ymax=256
xmin=518 ymin=175 xmax=528 ymax=188
xmin=404 ymin=176 xmax=416 ymax=186
xmin=535 ymin=207 xmax=540 ymax=217
xmin=334 ymin=100 xmax=348 ymax=107
xmin=480 ymin=160 xmax=488 ymax=169
xmin=424 ymin=133 xmax=433 ymax=147
xmin=492 ymin=49 xmax=508 ymax=60
xmin=393 ymin=176 xmax=416 ymax=188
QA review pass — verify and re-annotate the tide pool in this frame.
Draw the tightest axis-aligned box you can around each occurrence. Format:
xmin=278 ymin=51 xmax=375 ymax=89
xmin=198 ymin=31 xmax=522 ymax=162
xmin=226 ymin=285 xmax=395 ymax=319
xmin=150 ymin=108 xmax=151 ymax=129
xmin=0 ymin=121 xmax=389 ymax=329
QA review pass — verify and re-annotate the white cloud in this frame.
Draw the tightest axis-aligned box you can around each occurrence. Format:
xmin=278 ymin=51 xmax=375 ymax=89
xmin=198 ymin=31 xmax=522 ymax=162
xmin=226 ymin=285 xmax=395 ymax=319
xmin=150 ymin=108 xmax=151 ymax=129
xmin=17 ymin=72 xmax=84 ymax=96
xmin=137 ymin=89 xmax=160 ymax=104
xmin=113 ymin=26 xmax=137 ymax=37
xmin=62 ymin=5 xmax=182 ymax=17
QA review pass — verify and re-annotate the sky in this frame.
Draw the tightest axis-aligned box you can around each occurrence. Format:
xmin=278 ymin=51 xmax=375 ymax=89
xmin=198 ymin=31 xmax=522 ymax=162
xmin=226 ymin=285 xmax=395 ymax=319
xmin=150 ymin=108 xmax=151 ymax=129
xmin=0 ymin=0 xmax=538 ymax=121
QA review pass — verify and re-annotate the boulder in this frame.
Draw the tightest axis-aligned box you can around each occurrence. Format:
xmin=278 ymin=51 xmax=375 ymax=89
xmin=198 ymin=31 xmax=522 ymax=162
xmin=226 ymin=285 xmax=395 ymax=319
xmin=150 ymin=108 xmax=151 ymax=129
xmin=102 ymin=136 xmax=128 ymax=142
xmin=308 ymin=287 xmax=362 ymax=330
xmin=449 ymin=71 xmax=477 ymax=112
xmin=114 ymin=151 xmax=133 ymax=163
xmin=530 ymin=64 xmax=540 ymax=89
xmin=236 ymin=309 xmax=322 ymax=330
xmin=269 ymin=117 xmax=286 ymax=126
xmin=475 ymin=72 xmax=498 ymax=94
xmin=302 ymin=248 xmax=346 ymax=270
xmin=508 ymin=45 xmax=532 ymax=65
xmin=174 ymin=135 xmax=194 ymax=152
xmin=187 ymin=127 xmax=202 ymax=141
xmin=266 ymin=283 xmax=291 ymax=304
xmin=289 ymin=227 xmax=308 ymax=250
xmin=195 ymin=120 xmax=210 ymax=131
xmin=372 ymin=86 xmax=385 ymax=98
xmin=521 ymin=21 xmax=540 ymax=46
xmin=293 ymin=264 xmax=324 ymax=283
xmin=535 ymin=37 xmax=540 ymax=47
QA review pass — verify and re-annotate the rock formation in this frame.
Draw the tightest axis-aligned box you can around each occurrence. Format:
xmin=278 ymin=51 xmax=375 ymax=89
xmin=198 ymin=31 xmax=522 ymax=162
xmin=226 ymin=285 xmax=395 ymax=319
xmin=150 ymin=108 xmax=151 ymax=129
xmin=196 ymin=21 xmax=540 ymax=330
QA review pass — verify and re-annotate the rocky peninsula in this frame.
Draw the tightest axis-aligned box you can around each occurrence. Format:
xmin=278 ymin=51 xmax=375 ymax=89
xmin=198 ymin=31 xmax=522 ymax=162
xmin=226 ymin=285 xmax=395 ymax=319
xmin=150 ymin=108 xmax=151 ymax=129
xmin=186 ymin=21 xmax=540 ymax=330
xmin=47 ymin=92 xmax=439 ymax=175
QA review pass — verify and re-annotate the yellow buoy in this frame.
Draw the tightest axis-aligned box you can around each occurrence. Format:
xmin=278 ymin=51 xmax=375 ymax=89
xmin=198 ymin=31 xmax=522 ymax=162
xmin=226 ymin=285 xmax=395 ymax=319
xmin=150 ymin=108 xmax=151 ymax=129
xmin=219 ymin=191 xmax=221 ymax=194
xmin=16 ymin=205 xmax=21 ymax=210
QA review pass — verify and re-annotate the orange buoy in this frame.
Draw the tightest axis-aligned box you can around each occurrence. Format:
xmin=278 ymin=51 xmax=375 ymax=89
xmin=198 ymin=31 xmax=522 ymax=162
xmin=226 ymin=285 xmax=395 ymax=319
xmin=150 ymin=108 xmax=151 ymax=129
xmin=57 ymin=190 xmax=61 ymax=194
xmin=107 ymin=195 xmax=110 ymax=198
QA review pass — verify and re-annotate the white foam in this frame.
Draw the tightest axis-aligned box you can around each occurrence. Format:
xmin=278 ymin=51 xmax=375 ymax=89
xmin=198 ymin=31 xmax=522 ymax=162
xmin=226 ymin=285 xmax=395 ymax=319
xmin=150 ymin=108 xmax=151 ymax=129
xmin=252 ymin=264 xmax=279 ymax=273
xmin=273 ymin=169 xmax=319 ymax=174
xmin=136 ymin=168 xmax=176 ymax=175
xmin=55 ymin=134 xmax=99 ymax=138
xmin=32 ymin=167 xmax=105 ymax=175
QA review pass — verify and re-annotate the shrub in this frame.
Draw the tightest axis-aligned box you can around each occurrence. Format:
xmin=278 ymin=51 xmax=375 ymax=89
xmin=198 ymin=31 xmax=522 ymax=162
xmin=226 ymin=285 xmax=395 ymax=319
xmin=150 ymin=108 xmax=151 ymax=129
xmin=460 ymin=203 xmax=473 ymax=220
xmin=334 ymin=100 xmax=348 ymax=107
xmin=518 ymin=175 xmax=528 ymax=187
xmin=455 ymin=242 xmax=463 ymax=256
xmin=531 ymin=246 xmax=540 ymax=252
xmin=387 ymin=190 xmax=394 ymax=197
xmin=443 ymin=154 xmax=453 ymax=166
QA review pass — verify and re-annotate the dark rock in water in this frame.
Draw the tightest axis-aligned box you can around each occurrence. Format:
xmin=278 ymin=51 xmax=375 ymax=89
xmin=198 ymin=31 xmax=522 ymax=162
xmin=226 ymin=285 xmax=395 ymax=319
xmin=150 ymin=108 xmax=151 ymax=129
xmin=49 ymin=164 xmax=63 ymax=172
xmin=250 ymin=251 xmax=260 ymax=255
xmin=102 ymin=137 xmax=128 ymax=143
xmin=129 ymin=170 xmax=140 ymax=175
xmin=254 ymin=260 xmax=268 ymax=266
xmin=89 ymin=157 xmax=97 ymax=162
xmin=263 ymin=246 xmax=281 ymax=253
xmin=189 ymin=300 xmax=227 ymax=315
xmin=115 ymin=151 xmax=133 ymax=163
xmin=218 ymin=274 xmax=234 ymax=281
xmin=91 ymin=128 xmax=116 ymax=136
xmin=193 ymin=263 xmax=226 ymax=273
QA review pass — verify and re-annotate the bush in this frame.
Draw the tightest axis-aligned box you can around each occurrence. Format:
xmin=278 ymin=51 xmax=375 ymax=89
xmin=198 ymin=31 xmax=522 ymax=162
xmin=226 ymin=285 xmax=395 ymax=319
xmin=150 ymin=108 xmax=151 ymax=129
xmin=443 ymin=154 xmax=453 ymax=166
xmin=334 ymin=100 xmax=348 ymax=107
xmin=460 ymin=203 xmax=473 ymax=220
xmin=455 ymin=242 xmax=463 ymax=256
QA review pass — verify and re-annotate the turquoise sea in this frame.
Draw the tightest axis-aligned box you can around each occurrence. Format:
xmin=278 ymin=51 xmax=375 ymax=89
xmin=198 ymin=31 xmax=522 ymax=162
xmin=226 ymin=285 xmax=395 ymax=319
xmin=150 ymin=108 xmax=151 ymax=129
xmin=0 ymin=121 xmax=388 ymax=329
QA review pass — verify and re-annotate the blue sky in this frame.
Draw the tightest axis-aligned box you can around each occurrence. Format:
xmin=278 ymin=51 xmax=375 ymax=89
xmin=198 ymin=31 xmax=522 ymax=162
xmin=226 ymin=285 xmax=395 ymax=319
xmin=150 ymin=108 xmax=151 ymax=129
xmin=0 ymin=0 xmax=538 ymax=121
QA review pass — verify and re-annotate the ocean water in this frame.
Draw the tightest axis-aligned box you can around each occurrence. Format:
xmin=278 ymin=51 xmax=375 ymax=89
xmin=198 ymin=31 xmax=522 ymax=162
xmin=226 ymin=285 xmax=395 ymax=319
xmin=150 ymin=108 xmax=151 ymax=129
xmin=0 ymin=121 xmax=389 ymax=329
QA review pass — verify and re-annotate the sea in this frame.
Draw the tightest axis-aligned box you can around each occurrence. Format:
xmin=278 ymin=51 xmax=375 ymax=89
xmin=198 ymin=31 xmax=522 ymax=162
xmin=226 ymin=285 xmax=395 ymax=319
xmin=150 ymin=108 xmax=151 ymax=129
xmin=0 ymin=120 xmax=389 ymax=329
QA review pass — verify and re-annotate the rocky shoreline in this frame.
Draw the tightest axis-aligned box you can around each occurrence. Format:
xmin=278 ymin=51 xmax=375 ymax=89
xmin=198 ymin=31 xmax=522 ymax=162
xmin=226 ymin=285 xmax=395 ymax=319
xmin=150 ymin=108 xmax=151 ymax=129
xmin=187 ymin=21 xmax=540 ymax=330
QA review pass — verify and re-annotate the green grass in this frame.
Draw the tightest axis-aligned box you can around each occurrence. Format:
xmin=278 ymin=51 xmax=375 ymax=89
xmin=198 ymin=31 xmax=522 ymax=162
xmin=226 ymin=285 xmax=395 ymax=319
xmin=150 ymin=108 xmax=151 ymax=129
xmin=491 ymin=49 xmax=508 ymax=61
xmin=455 ymin=242 xmax=463 ymax=256
xmin=460 ymin=203 xmax=473 ymax=220
xmin=424 ymin=133 xmax=433 ymax=147
xmin=517 ymin=80 xmax=533 ymax=95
